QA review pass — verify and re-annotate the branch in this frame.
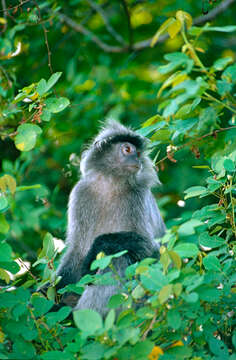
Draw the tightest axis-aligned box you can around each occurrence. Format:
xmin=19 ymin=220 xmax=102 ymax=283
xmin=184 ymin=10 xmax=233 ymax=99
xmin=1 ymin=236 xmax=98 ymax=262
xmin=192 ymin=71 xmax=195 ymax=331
xmin=59 ymin=0 xmax=235 ymax=53
xmin=194 ymin=0 xmax=235 ymax=25
xmin=33 ymin=0 xmax=53 ymax=73
xmin=59 ymin=13 xmax=129 ymax=53
xmin=86 ymin=0 xmax=126 ymax=45
xmin=120 ymin=0 xmax=133 ymax=48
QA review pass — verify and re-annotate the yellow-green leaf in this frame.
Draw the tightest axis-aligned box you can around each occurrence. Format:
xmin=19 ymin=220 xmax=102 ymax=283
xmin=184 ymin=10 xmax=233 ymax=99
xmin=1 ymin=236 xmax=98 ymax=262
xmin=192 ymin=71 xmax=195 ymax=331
xmin=167 ymin=19 xmax=181 ymax=39
xmin=158 ymin=71 xmax=187 ymax=97
xmin=0 ymin=178 xmax=6 ymax=193
xmin=158 ymin=284 xmax=173 ymax=304
xmin=168 ymin=250 xmax=182 ymax=269
xmin=173 ymin=283 xmax=183 ymax=297
xmin=151 ymin=17 xmax=176 ymax=47
xmin=0 ymin=17 xmax=7 ymax=24
xmin=3 ymin=175 xmax=16 ymax=195
xmin=176 ymin=11 xmax=192 ymax=29
xmin=160 ymin=251 xmax=171 ymax=273
xmin=0 ymin=268 xmax=10 ymax=284
xmin=142 ymin=114 xmax=163 ymax=127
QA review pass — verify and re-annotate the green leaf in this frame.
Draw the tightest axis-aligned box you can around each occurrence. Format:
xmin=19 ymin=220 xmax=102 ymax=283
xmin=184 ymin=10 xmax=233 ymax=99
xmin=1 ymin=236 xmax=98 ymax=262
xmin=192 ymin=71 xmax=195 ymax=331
xmin=199 ymin=233 xmax=225 ymax=249
xmin=203 ymin=255 xmax=221 ymax=272
xmin=104 ymin=309 xmax=115 ymax=330
xmin=211 ymin=57 xmax=233 ymax=72
xmin=197 ymin=286 xmax=220 ymax=302
xmin=178 ymin=219 xmax=203 ymax=236
xmin=132 ymin=284 xmax=145 ymax=299
xmin=182 ymin=292 xmax=199 ymax=303
xmin=13 ymin=338 xmax=36 ymax=359
xmin=0 ymin=196 xmax=8 ymax=211
xmin=167 ymin=309 xmax=181 ymax=329
xmin=224 ymin=158 xmax=235 ymax=172
xmin=81 ymin=342 xmax=107 ymax=360
xmin=91 ymin=250 xmax=127 ymax=270
xmin=45 ymin=306 xmax=71 ymax=326
xmin=108 ymin=293 xmax=127 ymax=308
xmin=223 ymin=64 xmax=236 ymax=83
xmin=44 ymin=97 xmax=70 ymax=113
xmin=173 ymin=243 xmax=199 ymax=258
xmin=73 ymin=309 xmax=103 ymax=334
xmin=204 ymin=25 xmax=236 ymax=33
xmin=41 ymin=351 xmax=72 ymax=360
xmin=136 ymin=306 xmax=156 ymax=319
xmin=184 ymin=186 xmax=208 ymax=199
xmin=232 ymin=330 xmax=236 ymax=350
xmin=0 ymin=214 xmax=9 ymax=233
xmin=208 ymin=337 xmax=229 ymax=357
xmin=41 ymin=109 xmax=51 ymax=122
xmin=0 ymin=261 xmax=20 ymax=274
xmin=36 ymin=78 xmax=47 ymax=96
xmin=0 ymin=242 xmax=12 ymax=262
xmin=45 ymin=72 xmax=62 ymax=92
xmin=31 ymin=294 xmax=54 ymax=316
xmin=15 ymin=124 xmax=42 ymax=151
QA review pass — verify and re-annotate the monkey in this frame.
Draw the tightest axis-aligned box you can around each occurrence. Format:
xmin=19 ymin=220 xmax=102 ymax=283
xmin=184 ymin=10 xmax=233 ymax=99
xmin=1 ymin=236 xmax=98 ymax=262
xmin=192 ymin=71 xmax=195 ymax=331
xmin=56 ymin=119 xmax=165 ymax=306
xmin=75 ymin=231 xmax=159 ymax=317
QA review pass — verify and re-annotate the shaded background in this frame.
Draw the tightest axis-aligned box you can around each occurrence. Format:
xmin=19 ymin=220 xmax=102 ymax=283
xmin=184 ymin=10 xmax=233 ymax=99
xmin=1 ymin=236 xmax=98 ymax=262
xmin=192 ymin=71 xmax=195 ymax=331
xmin=0 ymin=0 xmax=235 ymax=261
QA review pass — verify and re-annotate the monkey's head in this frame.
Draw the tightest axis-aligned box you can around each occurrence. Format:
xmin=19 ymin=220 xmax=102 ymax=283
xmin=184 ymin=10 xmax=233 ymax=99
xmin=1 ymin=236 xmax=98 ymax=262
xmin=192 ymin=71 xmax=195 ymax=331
xmin=80 ymin=120 xmax=159 ymax=186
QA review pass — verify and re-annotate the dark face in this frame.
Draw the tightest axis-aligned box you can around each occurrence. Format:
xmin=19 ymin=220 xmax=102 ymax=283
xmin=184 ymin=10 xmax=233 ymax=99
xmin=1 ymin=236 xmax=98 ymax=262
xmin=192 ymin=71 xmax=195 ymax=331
xmin=118 ymin=142 xmax=141 ymax=174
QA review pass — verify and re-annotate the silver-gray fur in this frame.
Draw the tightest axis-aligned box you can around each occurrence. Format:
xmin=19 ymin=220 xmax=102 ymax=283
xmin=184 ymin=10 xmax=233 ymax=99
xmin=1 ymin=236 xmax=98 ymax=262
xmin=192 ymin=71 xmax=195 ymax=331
xmin=57 ymin=119 xmax=165 ymax=297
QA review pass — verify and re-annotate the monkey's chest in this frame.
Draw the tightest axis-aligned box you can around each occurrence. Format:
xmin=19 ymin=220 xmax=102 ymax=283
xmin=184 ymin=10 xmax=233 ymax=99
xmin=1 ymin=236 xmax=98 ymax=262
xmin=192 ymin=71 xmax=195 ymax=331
xmin=87 ymin=192 xmax=144 ymax=235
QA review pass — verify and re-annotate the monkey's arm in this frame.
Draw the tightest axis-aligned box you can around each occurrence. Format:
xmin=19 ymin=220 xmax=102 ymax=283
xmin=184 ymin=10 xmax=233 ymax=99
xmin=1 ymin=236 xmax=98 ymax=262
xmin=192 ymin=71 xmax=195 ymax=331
xmin=148 ymin=191 xmax=166 ymax=239
xmin=81 ymin=231 xmax=156 ymax=277
xmin=75 ymin=231 xmax=158 ymax=316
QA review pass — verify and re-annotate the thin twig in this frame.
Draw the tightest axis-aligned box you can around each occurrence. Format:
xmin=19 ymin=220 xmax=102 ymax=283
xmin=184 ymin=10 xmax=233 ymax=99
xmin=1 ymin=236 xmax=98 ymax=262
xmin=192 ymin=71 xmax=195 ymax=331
xmin=1 ymin=0 xmax=7 ymax=32
xmin=33 ymin=0 xmax=53 ymax=73
xmin=156 ymin=126 xmax=236 ymax=165
xmin=0 ymin=0 xmax=31 ymax=12
xmin=142 ymin=310 xmax=158 ymax=340
xmin=120 ymin=0 xmax=133 ymax=48
xmin=86 ymin=0 xmax=126 ymax=45
xmin=40 ymin=322 xmax=64 ymax=351
xmin=0 ymin=65 xmax=12 ymax=87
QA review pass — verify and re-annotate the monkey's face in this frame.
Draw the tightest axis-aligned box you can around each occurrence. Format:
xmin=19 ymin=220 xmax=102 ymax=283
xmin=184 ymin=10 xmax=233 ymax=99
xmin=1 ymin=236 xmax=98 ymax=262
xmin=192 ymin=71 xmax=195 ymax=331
xmin=82 ymin=140 xmax=143 ymax=178
xmin=118 ymin=142 xmax=141 ymax=174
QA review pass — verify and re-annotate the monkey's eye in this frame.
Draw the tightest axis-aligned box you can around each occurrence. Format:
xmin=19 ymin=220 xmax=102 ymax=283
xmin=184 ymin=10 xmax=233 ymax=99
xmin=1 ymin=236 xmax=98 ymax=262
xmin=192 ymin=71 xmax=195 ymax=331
xmin=122 ymin=144 xmax=135 ymax=155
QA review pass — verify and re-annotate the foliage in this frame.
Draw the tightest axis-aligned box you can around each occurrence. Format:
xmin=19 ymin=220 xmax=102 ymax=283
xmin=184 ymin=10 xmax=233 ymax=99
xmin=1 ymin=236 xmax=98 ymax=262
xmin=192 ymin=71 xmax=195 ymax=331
xmin=0 ymin=1 xmax=236 ymax=359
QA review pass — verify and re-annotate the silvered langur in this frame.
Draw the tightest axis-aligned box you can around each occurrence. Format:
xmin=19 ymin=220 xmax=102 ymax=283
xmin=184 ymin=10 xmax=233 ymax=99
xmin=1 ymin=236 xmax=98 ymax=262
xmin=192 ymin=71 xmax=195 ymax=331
xmin=57 ymin=120 xmax=165 ymax=313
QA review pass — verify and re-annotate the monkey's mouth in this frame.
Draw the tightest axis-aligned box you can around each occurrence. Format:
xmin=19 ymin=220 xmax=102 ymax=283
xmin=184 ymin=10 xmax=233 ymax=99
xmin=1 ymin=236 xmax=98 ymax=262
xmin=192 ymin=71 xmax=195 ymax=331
xmin=126 ymin=164 xmax=140 ymax=172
